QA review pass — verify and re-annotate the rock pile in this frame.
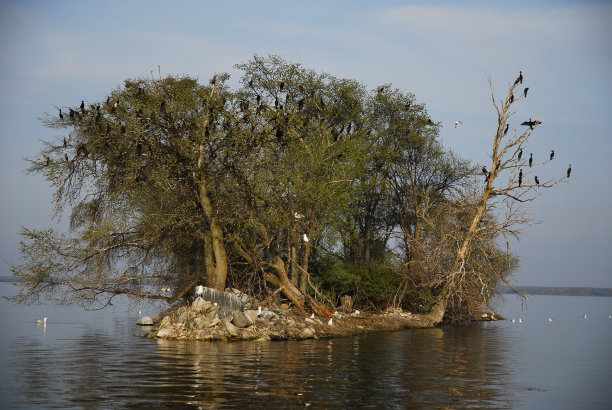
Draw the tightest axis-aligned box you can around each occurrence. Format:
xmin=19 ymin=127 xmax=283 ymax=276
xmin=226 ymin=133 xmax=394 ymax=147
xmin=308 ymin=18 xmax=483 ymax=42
xmin=148 ymin=296 xmax=320 ymax=342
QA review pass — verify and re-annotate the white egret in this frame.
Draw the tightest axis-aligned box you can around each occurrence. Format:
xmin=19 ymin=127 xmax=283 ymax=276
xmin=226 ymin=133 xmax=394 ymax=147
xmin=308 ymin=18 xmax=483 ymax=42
xmin=327 ymin=318 xmax=333 ymax=326
xmin=36 ymin=317 xmax=47 ymax=325
xmin=303 ymin=234 xmax=309 ymax=243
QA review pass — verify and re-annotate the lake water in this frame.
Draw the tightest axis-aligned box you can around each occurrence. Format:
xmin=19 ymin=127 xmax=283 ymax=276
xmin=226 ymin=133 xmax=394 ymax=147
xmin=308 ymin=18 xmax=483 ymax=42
xmin=1 ymin=281 xmax=611 ymax=409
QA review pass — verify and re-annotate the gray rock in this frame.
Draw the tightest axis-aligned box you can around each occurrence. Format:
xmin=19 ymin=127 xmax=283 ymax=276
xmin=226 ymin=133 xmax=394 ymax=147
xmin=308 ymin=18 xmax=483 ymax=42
xmin=192 ymin=297 xmax=212 ymax=313
xmin=223 ymin=319 xmax=239 ymax=337
xmin=302 ymin=327 xmax=316 ymax=338
xmin=159 ymin=315 xmax=173 ymax=329
xmin=232 ymin=311 xmax=251 ymax=328
xmin=156 ymin=328 xmax=178 ymax=339
xmin=260 ymin=311 xmax=277 ymax=320
xmin=137 ymin=316 xmax=154 ymax=326
xmin=244 ymin=310 xmax=259 ymax=323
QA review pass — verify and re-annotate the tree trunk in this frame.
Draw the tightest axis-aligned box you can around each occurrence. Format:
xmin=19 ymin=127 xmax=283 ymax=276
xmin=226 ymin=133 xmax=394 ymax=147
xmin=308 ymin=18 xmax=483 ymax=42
xmin=198 ymin=176 xmax=228 ymax=290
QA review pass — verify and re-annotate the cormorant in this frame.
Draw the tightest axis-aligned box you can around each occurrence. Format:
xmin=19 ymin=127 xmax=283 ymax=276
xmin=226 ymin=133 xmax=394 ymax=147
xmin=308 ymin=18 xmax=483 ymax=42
xmin=63 ymin=137 xmax=67 ymax=148
xmin=529 ymin=153 xmax=533 ymax=167
xmin=249 ymin=78 xmax=254 ymax=87
xmin=518 ymin=170 xmax=523 ymax=186
xmin=524 ymin=87 xmax=529 ymax=97
xmin=514 ymin=71 xmax=523 ymax=86
xmin=550 ymin=150 xmax=555 ymax=160
xmin=211 ymin=74 xmax=218 ymax=85
xmin=59 ymin=109 xmax=63 ymax=119
xmin=64 ymin=153 xmax=69 ymax=162
xmin=567 ymin=164 xmax=572 ymax=178
xmin=275 ymin=97 xmax=278 ymax=109
xmin=518 ymin=148 xmax=523 ymax=161
xmin=256 ymin=94 xmax=261 ymax=105
xmin=482 ymin=166 xmax=488 ymax=175
xmin=521 ymin=118 xmax=541 ymax=130
xmin=509 ymin=94 xmax=514 ymax=104
xmin=485 ymin=172 xmax=491 ymax=182
xmin=427 ymin=117 xmax=433 ymax=124
xmin=80 ymin=100 xmax=85 ymax=113
xmin=69 ymin=109 xmax=75 ymax=119
xmin=279 ymin=81 xmax=284 ymax=91
xmin=535 ymin=176 xmax=539 ymax=185
xmin=504 ymin=123 xmax=509 ymax=135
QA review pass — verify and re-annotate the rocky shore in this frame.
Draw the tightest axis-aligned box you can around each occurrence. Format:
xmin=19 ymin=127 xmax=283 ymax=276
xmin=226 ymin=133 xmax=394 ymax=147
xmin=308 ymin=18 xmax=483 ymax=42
xmin=141 ymin=288 xmax=430 ymax=342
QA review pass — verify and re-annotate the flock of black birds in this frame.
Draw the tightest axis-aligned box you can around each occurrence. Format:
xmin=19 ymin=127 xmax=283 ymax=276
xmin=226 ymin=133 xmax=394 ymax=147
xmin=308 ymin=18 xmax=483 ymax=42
xmin=482 ymin=71 xmax=572 ymax=188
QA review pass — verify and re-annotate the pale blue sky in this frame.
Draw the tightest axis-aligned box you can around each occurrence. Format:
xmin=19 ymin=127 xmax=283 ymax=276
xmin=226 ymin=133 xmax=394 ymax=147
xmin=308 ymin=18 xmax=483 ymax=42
xmin=1 ymin=0 xmax=611 ymax=287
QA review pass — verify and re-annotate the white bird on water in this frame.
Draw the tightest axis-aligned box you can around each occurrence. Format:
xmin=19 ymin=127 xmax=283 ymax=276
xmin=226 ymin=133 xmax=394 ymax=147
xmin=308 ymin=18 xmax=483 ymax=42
xmin=548 ymin=318 xmax=554 ymax=322
xmin=36 ymin=317 xmax=47 ymax=325
xmin=519 ymin=318 xmax=523 ymax=323
xmin=511 ymin=318 xmax=516 ymax=323
xmin=583 ymin=314 xmax=587 ymax=319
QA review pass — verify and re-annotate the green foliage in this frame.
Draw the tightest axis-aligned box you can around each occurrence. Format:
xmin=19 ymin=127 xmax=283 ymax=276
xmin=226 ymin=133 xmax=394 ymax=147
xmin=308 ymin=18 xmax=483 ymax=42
xmin=12 ymin=54 xmax=516 ymax=318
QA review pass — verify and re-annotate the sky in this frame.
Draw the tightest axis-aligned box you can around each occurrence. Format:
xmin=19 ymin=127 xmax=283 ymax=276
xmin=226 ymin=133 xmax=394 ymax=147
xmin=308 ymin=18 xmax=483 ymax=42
xmin=1 ymin=0 xmax=611 ymax=288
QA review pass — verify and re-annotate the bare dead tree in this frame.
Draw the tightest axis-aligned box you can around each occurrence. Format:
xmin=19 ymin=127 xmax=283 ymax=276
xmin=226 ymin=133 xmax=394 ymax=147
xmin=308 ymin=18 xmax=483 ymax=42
xmin=421 ymin=73 xmax=570 ymax=325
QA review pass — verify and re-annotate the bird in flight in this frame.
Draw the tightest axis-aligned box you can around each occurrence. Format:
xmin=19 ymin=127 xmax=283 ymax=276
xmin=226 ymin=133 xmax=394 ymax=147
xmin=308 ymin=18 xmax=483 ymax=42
xmin=454 ymin=121 xmax=463 ymax=128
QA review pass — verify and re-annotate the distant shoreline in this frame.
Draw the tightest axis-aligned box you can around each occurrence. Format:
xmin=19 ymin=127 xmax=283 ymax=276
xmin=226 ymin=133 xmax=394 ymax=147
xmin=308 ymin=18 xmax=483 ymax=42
xmin=501 ymin=286 xmax=612 ymax=297
xmin=2 ymin=276 xmax=611 ymax=297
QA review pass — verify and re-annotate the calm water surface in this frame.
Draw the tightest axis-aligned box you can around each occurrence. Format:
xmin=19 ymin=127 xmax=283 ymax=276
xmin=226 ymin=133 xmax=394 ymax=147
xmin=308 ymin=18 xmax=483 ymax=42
xmin=1 ymin=281 xmax=611 ymax=409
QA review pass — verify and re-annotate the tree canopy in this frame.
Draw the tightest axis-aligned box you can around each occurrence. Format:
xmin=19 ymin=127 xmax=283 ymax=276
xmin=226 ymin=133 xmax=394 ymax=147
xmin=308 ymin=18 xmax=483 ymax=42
xmin=10 ymin=56 xmax=564 ymax=323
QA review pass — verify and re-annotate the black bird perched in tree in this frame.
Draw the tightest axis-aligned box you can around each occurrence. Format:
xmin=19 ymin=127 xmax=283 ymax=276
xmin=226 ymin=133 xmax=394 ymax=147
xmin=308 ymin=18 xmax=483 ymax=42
xmin=80 ymin=100 xmax=85 ymax=113
xmin=495 ymin=160 xmax=501 ymax=172
xmin=514 ymin=71 xmax=523 ymax=86
xmin=567 ymin=164 xmax=572 ymax=178
xmin=518 ymin=170 xmax=523 ymax=187
xmin=69 ymin=109 xmax=74 ymax=119
xmin=521 ymin=118 xmax=541 ymax=130
xmin=63 ymin=137 xmax=67 ymax=148
xmin=279 ymin=81 xmax=284 ymax=91
xmin=210 ymin=75 xmax=218 ymax=85
xmin=518 ymin=148 xmax=523 ymax=161
xmin=485 ymin=172 xmax=491 ymax=182
xmin=524 ymin=87 xmax=529 ymax=98
xmin=482 ymin=166 xmax=488 ymax=175
xmin=504 ymin=123 xmax=509 ymax=135
xmin=535 ymin=176 xmax=539 ymax=185
xmin=529 ymin=153 xmax=533 ymax=167
xmin=249 ymin=78 xmax=254 ymax=87
xmin=256 ymin=94 xmax=261 ymax=105
xmin=59 ymin=109 xmax=63 ymax=119
xmin=550 ymin=150 xmax=555 ymax=160
xmin=509 ymin=94 xmax=514 ymax=104
xmin=275 ymin=97 xmax=279 ymax=109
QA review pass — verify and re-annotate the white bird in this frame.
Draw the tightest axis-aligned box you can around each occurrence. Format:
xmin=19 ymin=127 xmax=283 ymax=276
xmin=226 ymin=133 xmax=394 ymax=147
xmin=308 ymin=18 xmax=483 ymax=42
xmin=195 ymin=285 xmax=204 ymax=296
xmin=511 ymin=318 xmax=516 ymax=323
xmin=257 ymin=306 xmax=262 ymax=316
xmin=310 ymin=313 xmax=315 ymax=319
xmin=609 ymin=314 xmax=611 ymax=319
xmin=354 ymin=309 xmax=360 ymax=316
xmin=294 ymin=212 xmax=304 ymax=219
xmin=454 ymin=120 xmax=463 ymax=128
xmin=519 ymin=318 xmax=523 ymax=323
xmin=36 ymin=317 xmax=47 ymax=325
xmin=303 ymin=234 xmax=309 ymax=243
xmin=327 ymin=318 xmax=333 ymax=326
xmin=583 ymin=314 xmax=587 ymax=319
xmin=548 ymin=318 xmax=554 ymax=322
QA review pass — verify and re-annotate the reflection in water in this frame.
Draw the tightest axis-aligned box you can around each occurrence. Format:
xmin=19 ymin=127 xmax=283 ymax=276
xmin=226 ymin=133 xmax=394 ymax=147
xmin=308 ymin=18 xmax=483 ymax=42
xmin=4 ymin=287 xmax=611 ymax=408
xmin=7 ymin=321 xmax=519 ymax=408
